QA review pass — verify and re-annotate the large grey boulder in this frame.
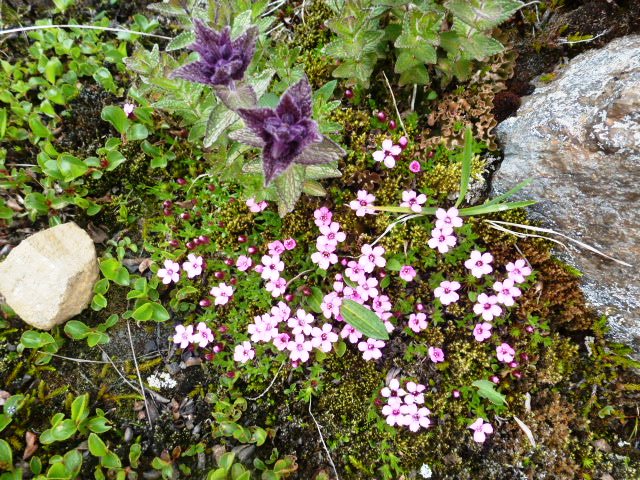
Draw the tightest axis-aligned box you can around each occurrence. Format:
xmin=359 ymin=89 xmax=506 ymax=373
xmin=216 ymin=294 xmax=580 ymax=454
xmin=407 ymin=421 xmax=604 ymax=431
xmin=0 ymin=222 xmax=98 ymax=330
xmin=494 ymin=35 xmax=640 ymax=351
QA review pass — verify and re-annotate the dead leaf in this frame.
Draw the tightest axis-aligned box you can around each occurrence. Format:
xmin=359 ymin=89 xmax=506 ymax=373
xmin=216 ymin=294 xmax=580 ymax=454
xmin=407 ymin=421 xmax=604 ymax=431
xmin=514 ymin=415 xmax=536 ymax=448
xmin=0 ymin=390 xmax=10 ymax=406
xmin=23 ymin=431 xmax=38 ymax=460
xmin=87 ymin=222 xmax=109 ymax=243
xmin=138 ymin=258 xmax=153 ymax=273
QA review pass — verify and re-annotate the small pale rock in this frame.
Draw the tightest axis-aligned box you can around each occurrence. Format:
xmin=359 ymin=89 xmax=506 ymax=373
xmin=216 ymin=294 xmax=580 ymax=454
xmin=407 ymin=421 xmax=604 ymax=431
xmin=0 ymin=222 xmax=98 ymax=330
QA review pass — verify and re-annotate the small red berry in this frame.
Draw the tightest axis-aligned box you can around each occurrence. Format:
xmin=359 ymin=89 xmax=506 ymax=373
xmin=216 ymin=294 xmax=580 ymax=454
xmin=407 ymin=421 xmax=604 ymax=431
xmin=226 ymin=371 xmax=235 ymax=379
xmin=520 ymin=353 xmax=529 ymax=362
xmin=180 ymin=212 xmax=191 ymax=220
xmin=214 ymin=271 xmax=225 ymax=280
xmin=344 ymin=89 xmax=354 ymax=99
xmin=163 ymin=200 xmax=173 ymax=208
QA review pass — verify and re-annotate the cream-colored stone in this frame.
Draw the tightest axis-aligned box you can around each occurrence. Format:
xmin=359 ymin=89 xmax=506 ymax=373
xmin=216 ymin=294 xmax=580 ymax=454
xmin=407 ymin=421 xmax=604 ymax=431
xmin=0 ymin=222 xmax=98 ymax=329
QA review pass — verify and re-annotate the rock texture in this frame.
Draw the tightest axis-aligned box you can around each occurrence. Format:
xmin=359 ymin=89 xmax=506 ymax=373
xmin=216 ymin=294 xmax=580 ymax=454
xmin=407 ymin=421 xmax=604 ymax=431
xmin=494 ymin=35 xmax=640 ymax=351
xmin=0 ymin=222 xmax=98 ymax=330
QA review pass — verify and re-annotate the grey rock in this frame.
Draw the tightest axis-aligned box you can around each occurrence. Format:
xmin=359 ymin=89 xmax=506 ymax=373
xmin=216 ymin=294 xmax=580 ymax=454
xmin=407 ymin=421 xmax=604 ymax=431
xmin=494 ymin=35 xmax=640 ymax=351
xmin=0 ymin=222 xmax=98 ymax=330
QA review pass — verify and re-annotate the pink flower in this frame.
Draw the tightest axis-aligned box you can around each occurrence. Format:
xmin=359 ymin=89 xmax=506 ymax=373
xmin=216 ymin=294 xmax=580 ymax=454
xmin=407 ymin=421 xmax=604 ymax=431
xmin=401 ymin=403 xmax=431 ymax=432
xmin=318 ymin=222 xmax=346 ymax=245
xmin=373 ymin=139 xmax=402 ymax=168
xmin=427 ymin=226 xmax=457 ymax=253
xmin=234 ymin=341 xmax=255 ymax=363
xmin=158 ymin=259 xmax=180 ymax=284
xmin=496 ymin=343 xmax=515 ymax=363
xmin=409 ymin=160 xmax=421 ymax=173
xmin=435 ymin=207 xmax=463 ymax=229
xmin=311 ymin=324 xmax=338 ymax=352
xmin=358 ymin=338 xmax=385 ymax=361
xmin=123 ymin=102 xmax=136 ymax=117
xmin=382 ymin=399 xmax=404 ymax=426
xmin=473 ymin=322 xmax=493 ymax=342
xmin=400 ymin=190 xmax=427 ymax=213
xmin=311 ymin=246 xmax=338 ymax=270
xmin=356 ymin=276 xmax=378 ymax=302
xmin=473 ymin=293 xmax=502 ymax=321
xmin=270 ymin=302 xmax=291 ymax=323
xmin=314 ymin=207 xmax=332 ymax=227
xmin=372 ymin=295 xmax=392 ymax=313
xmin=399 ymin=265 xmax=416 ymax=282
xmin=210 ymin=282 xmax=233 ymax=305
xmin=408 ymin=312 xmax=428 ymax=333
xmin=464 ymin=250 xmax=494 ymax=278
xmin=345 ymin=260 xmax=366 ymax=284
xmin=288 ymin=309 xmax=315 ymax=336
xmin=340 ymin=324 xmax=362 ymax=344
xmin=506 ymin=259 xmax=532 ymax=284
xmin=404 ymin=382 xmax=425 ymax=405
xmin=469 ymin=418 xmax=493 ymax=443
xmin=236 ymin=255 xmax=252 ymax=272
xmin=434 ymin=280 xmax=461 ymax=305
xmin=492 ymin=278 xmax=522 ymax=306
xmin=287 ymin=334 xmax=313 ymax=363
xmin=321 ymin=292 xmax=342 ymax=319
xmin=246 ymin=197 xmax=268 ymax=213
xmin=173 ymin=324 xmax=194 ymax=349
xmin=192 ymin=322 xmax=214 ymax=348
xmin=428 ymin=346 xmax=444 ymax=363
xmin=248 ymin=314 xmax=278 ymax=343
xmin=261 ymin=254 xmax=284 ymax=282
xmin=268 ymin=240 xmax=285 ymax=256
xmin=272 ymin=332 xmax=290 ymax=351
xmin=182 ymin=254 xmax=203 ymax=278
xmin=349 ymin=190 xmax=376 ymax=217
xmin=283 ymin=238 xmax=297 ymax=250
xmin=381 ymin=379 xmax=406 ymax=399
xmin=265 ymin=277 xmax=287 ymax=297
xmin=359 ymin=244 xmax=386 ymax=273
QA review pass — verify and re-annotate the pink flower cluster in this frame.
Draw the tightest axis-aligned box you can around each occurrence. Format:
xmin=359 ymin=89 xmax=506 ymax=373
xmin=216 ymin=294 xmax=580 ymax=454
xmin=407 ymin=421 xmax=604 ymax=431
xmin=172 ymin=322 xmax=215 ymax=349
xmin=157 ymin=255 xmax=205 ymax=284
xmin=428 ymin=207 xmax=462 ymax=253
xmin=349 ymin=190 xmax=376 ymax=217
xmin=380 ymin=379 xmax=431 ymax=432
xmin=246 ymin=197 xmax=268 ymax=213
xmin=311 ymin=208 xmax=345 ymax=270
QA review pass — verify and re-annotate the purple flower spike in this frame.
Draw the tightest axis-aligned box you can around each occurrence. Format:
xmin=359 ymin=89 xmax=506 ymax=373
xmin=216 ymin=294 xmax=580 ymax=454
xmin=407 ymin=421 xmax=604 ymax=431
xmin=231 ymin=76 xmax=346 ymax=185
xmin=170 ymin=21 xmax=257 ymax=88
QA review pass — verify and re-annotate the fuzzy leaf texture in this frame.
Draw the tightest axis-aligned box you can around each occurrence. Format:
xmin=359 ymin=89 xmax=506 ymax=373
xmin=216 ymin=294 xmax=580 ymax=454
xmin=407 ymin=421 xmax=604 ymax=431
xmin=445 ymin=0 xmax=523 ymax=31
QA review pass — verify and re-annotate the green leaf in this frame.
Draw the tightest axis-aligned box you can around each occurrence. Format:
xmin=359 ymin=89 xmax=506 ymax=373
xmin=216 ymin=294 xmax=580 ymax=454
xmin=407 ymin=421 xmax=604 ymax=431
xmin=386 ymin=258 xmax=402 ymax=272
xmin=302 ymin=180 xmax=326 ymax=197
xmin=456 ymin=127 xmax=473 ymax=208
xmin=63 ymin=449 xmax=83 ymax=476
xmin=218 ymin=452 xmax=235 ymax=473
xmin=126 ymin=123 xmax=149 ymax=141
xmin=132 ymin=302 xmax=170 ymax=322
xmin=70 ymin=394 xmax=90 ymax=424
xmin=101 ymin=450 xmax=122 ymax=469
xmin=87 ymin=416 xmax=112 ymax=434
xmin=0 ymin=439 xmax=12 ymax=471
xmin=305 ymin=163 xmax=341 ymax=180
xmin=483 ymin=179 xmax=533 ymax=206
xmin=101 ymin=106 xmax=130 ymax=135
xmin=99 ymin=258 xmax=130 ymax=286
xmin=207 ymin=468 xmax=228 ymax=480
xmin=472 ymin=379 xmax=507 ymax=406
xmin=340 ymin=299 xmax=389 ymax=340
xmin=93 ymin=67 xmax=117 ymax=94
xmin=88 ymin=433 xmax=108 ymax=457
xmin=91 ymin=293 xmax=108 ymax=311
xmin=0 ymin=414 xmax=11 ymax=433
xmin=0 ymin=108 xmax=7 ymax=139
xmin=93 ymin=278 xmax=110 ymax=295
xmin=204 ymin=108 xmax=238 ymax=148
xmin=251 ymin=427 xmax=268 ymax=446
xmin=29 ymin=116 xmax=51 ymax=138
xmin=65 ymin=320 xmax=91 ymax=340
xmin=274 ymin=165 xmax=305 ymax=217
xmin=20 ymin=331 xmax=55 ymax=349
xmin=445 ymin=0 xmax=523 ymax=31
xmin=166 ymin=30 xmax=196 ymax=51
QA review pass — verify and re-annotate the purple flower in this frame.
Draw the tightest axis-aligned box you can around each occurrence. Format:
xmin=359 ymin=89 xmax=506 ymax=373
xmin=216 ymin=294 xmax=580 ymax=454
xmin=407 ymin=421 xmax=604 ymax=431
xmin=231 ymin=76 xmax=345 ymax=185
xmin=469 ymin=418 xmax=493 ymax=443
xmin=171 ymin=22 xmax=257 ymax=88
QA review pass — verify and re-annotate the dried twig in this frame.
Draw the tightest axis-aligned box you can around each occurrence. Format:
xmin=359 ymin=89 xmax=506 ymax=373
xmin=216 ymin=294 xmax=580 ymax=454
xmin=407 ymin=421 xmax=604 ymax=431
xmin=309 ymin=397 xmax=340 ymax=480
xmin=126 ymin=320 xmax=153 ymax=429
xmin=382 ymin=71 xmax=407 ymax=136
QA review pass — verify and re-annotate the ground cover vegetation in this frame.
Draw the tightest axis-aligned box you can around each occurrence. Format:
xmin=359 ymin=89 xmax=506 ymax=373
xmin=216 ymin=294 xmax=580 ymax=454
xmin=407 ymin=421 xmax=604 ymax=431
xmin=1 ymin=0 xmax=639 ymax=479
